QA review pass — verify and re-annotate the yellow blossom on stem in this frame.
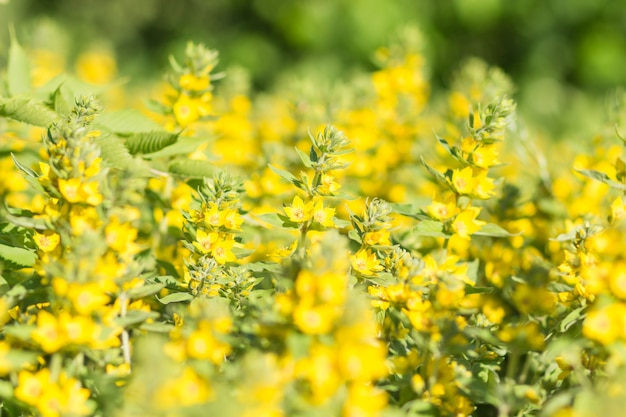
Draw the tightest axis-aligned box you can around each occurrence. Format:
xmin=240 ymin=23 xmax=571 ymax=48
xmin=179 ymin=73 xmax=210 ymax=91
xmin=363 ymin=230 xmax=391 ymax=246
xmin=451 ymin=207 xmax=485 ymax=239
xmin=193 ymin=229 xmax=219 ymax=254
xmin=471 ymin=144 xmax=500 ymax=168
xmin=33 ymin=231 xmax=60 ymax=253
xmin=222 ymin=209 xmax=244 ymax=230
xmin=58 ymin=178 xmax=103 ymax=205
xmin=449 ymin=166 xmax=475 ymax=196
xmin=293 ymin=303 xmax=337 ymax=335
xmin=351 ymin=249 xmax=384 ymax=275
xmin=32 ymin=310 xmax=66 ymax=353
xmin=66 ymin=282 xmax=111 ymax=315
xmin=583 ymin=303 xmax=626 ymax=345
xmin=203 ymin=202 xmax=223 ymax=228
xmin=284 ymin=195 xmax=314 ymax=223
xmin=318 ymin=173 xmax=341 ymax=195
xmin=312 ymin=200 xmax=335 ymax=228
xmin=212 ymin=236 xmax=236 ymax=264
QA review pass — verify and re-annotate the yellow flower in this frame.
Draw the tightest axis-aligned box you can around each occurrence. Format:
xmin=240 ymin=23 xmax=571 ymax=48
xmin=351 ymin=249 xmax=384 ymax=275
xmin=449 ymin=166 xmax=475 ymax=196
xmin=451 ymin=207 xmax=485 ymax=239
xmin=193 ymin=229 xmax=219 ymax=254
xmin=32 ymin=310 xmax=66 ymax=353
xmin=583 ymin=303 xmax=626 ymax=345
xmin=284 ymin=195 xmax=314 ymax=223
xmin=471 ymin=144 xmax=500 ymax=168
xmin=222 ymin=209 xmax=244 ymax=230
xmin=312 ymin=200 xmax=335 ymax=228
xmin=180 ymin=73 xmax=210 ymax=91
xmin=33 ymin=231 xmax=60 ymax=253
xmin=155 ymin=366 xmax=214 ymax=408
xmin=14 ymin=369 xmax=51 ymax=406
xmin=75 ymin=50 xmax=117 ymax=84
xmin=426 ymin=194 xmax=459 ymax=221
xmin=203 ymin=202 xmax=223 ymax=228
xmin=293 ymin=303 xmax=337 ymax=335
xmin=173 ymin=93 xmax=212 ymax=126
xmin=58 ymin=178 xmax=103 ymax=205
xmin=318 ymin=174 xmax=341 ymax=195
xmin=66 ymin=283 xmax=111 ymax=315
xmin=212 ymin=236 xmax=236 ymax=264
xmin=363 ymin=230 xmax=391 ymax=246
xmin=105 ymin=217 xmax=139 ymax=255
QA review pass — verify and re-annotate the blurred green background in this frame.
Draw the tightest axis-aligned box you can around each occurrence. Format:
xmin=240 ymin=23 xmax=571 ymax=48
xmin=2 ymin=0 xmax=626 ymax=137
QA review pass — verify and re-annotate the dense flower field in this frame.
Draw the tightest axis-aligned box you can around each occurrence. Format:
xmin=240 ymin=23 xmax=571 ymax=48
xmin=2 ymin=28 xmax=626 ymax=417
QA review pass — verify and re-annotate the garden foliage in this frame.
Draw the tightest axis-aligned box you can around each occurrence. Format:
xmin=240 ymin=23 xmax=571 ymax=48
xmin=2 ymin=28 xmax=626 ymax=417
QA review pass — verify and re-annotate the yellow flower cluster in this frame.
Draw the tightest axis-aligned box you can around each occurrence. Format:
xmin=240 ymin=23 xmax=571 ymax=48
xmin=4 ymin=30 xmax=626 ymax=417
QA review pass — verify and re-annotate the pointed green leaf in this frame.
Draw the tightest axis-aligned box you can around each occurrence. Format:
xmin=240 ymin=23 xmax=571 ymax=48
xmin=157 ymin=292 xmax=194 ymax=305
xmin=268 ymin=164 xmax=297 ymax=184
xmin=124 ymin=131 xmax=179 ymax=155
xmin=474 ymin=223 xmax=517 ymax=238
xmin=139 ymin=322 xmax=175 ymax=333
xmin=126 ymin=283 xmax=167 ymax=300
xmin=11 ymin=153 xmax=37 ymax=178
xmin=94 ymin=135 xmax=137 ymax=171
xmin=294 ymin=147 xmax=313 ymax=167
xmin=254 ymin=213 xmax=287 ymax=228
xmin=419 ymin=156 xmax=448 ymax=186
xmin=0 ymin=96 xmax=57 ymax=127
xmin=0 ymin=243 xmax=36 ymax=268
xmin=52 ymin=83 xmax=73 ymax=116
xmin=465 ymin=284 xmax=494 ymax=295
xmin=413 ymin=220 xmax=449 ymax=238
xmin=114 ymin=310 xmax=159 ymax=327
xmin=95 ymin=109 xmax=163 ymax=134
xmin=168 ymin=158 xmax=214 ymax=178
xmin=143 ymin=136 xmax=211 ymax=159
xmin=576 ymin=168 xmax=626 ymax=191
xmin=8 ymin=29 xmax=31 ymax=96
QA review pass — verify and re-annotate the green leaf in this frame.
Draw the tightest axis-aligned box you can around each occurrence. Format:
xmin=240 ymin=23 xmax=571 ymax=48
xmin=255 ymin=212 xmax=287 ymax=228
xmin=0 ymin=96 xmax=57 ymax=127
xmin=168 ymin=158 xmax=214 ymax=178
xmin=0 ymin=379 xmax=13 ymax=399
xmin=466 ymin=259 xmax=479 ymax=285
xmin=436 ymin=134 xmax=465 ymax=162
xmin=413 ymin=220 xmax=449 ymax=238
xmin=139 ymin=322 xmax=174 ymax=333
xmin=246 ymin=262 xmax=282 ymax=273
xmin=474 ymin=223 xmax=517 ymax=238
xmin=95 ymin=109 xmax=163 ymax=134
xmin=94 ymin=135 xmax=138 ymax=171
xmin=126 ymin=283 xmax=167 ymax=300
xmin=465 ymin=284 xmax=494 ymax=295
xmin=124 ymin=131 xmax=180 ymax=155
xmin=419 ymin=156 xmax=449 ymax=187
xmin=366 ymin=272 xmax=397 ymax=287
xmin=0 ymin=243 xmax=36 ymax=268
xmin=152 ymin=275 xmax=179 ymax=287
xmin=114 ymin=310 xmax=159 ymax=327
xmin=559 ymin=306 xmax=586 ymax=332
xmin=143 ymin=135 xmax=211 ymax=159
xmin=11 ymin=153 xmax=38 ymax=178
xmin=157 ymin=292 xmax=194 ymax=305
xmin=294 ymin=147 xmax=313 ymax=168
xmin=268 ymin=164 xmax=298 ymax=184
xmin=576 ymin=168 xmax=626 ymax=191
xmin=52 ymin=83 xmax=74 ymax=116
xmin=7 ymin=28 xmax=31 ymax=96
